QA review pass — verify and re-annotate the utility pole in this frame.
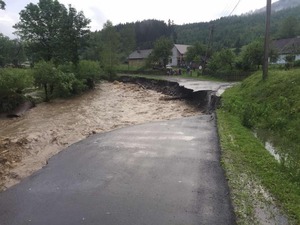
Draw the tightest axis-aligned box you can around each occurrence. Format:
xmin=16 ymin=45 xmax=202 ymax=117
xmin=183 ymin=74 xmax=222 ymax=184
xmin=263 ymin=0 xmax=272 ymax=80
xmin=202 ymin=24 xmax=214 ymax=75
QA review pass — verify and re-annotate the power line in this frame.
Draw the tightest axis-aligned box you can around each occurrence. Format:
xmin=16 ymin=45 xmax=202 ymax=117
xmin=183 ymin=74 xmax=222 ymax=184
xmin=229 ymin=0 xmax=242 ymax=16
xmin=220 ymin=0 xmax=239 ymax=18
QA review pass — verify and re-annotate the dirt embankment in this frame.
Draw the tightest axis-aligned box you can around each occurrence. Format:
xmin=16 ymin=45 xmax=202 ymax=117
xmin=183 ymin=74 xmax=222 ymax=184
xmin=0 ymin=81 xmax=201 ymax=191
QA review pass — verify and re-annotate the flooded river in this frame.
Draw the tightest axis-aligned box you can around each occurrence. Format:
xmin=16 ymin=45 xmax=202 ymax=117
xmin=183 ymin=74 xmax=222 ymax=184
xmin=0 ymin=81 xmax=199 ymax=191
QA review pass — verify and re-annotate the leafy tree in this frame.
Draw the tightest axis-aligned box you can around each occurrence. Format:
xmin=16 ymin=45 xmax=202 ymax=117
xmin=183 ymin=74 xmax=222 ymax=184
xmin=278 ymin=16 xmax=300 ymax=39
xmin=76 ymin=60 xmax=103 ymax=89
xmin=208 ymin=49 xmax=236 ymax=72
xmin=0 ymin=68 xmax=34 ymax=112
xmin=14 ymin=0 xmax=90 ymax=64
xmin=240 ymin=40 xmax=264 ymax=70
xmin=0 ymin=0 xmax=5 ymax=10
xmin=0 ymin=34 xmax=26 ymax=67
xmin=118 ymin=24 xmax=136 ymax=61
xmin=99 ymin=20 xmax=120 ymax=76
xmin=148 ymin=37 xmax=173 ymax=68
xmin=81 ymin=31 xmax=103 ymax=61
xmin=59 ymin=5 xmax=90 ymax=65
xmin=185 ymin=42 xmax=207 ymax=64
xmin=33 ymin=60 xmax=59 ymax=101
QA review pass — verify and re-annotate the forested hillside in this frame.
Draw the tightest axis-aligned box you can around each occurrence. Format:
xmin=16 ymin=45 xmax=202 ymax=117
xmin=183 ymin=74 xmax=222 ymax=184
xmin=174 ymin=5 xmax=300 ymax=49
xmin=255 ymin=0 xmax=300 ymax=13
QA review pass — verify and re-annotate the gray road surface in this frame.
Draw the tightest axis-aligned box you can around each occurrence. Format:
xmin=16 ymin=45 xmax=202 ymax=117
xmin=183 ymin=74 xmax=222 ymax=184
xmin=164 ymin=77 xmax=235 ymax=96
xmin=0 ymin=115 xmax=235 ymax=225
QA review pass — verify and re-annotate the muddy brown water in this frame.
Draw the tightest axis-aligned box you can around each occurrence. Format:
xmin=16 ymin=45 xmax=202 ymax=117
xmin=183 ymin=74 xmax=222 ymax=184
xmin=0 ymin=81 xmax=200 ymax=191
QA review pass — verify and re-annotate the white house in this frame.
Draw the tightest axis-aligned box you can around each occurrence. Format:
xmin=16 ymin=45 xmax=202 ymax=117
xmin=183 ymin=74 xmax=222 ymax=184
xmin=128 ymin=44 xmax=191 ymax=68
xmin=272 ymin=37 xmax=300 ymax=64
xmin=170 ymin=44 xmax=191 ymax=67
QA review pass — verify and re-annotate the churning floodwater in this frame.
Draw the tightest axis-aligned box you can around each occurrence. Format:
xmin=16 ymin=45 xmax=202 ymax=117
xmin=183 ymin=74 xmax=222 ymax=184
xmin=0 ymin=81 xmax=200 ymax=190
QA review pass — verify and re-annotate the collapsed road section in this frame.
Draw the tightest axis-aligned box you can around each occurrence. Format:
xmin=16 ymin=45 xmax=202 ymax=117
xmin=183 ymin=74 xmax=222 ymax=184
xmin=117 ymin=76 xmax=228 ymax=113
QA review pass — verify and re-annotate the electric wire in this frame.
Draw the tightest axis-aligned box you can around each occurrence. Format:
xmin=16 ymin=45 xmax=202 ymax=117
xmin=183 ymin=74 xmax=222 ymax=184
xmin=229 ymin=0 xmax=242 ymax=16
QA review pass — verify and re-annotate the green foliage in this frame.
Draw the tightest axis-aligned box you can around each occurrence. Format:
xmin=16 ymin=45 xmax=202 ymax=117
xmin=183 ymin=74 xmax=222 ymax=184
xmin=14 ymin=0 xmax=90 ymax=64
xmin=76 ymin=60 xmax=103 ymax=88
xmin=115 ymin=19 xmax=174 ymax=49
xmin=99 ymin=20 xmax=120 ymax=78
xmin=207 ymin=48 xmax=236 ymax=72
xmin=0 ymin=68 xmax=34 ymax=112
xmin=221 ymin=69 xmax=300 ymax=181
xmin=0 ymin=34 xmax=26 ymax=67
xmin=118 ymin=24 xmax=136 ymax=62
xmin=217 ymin=110 xmax=300 ymax=223
xmin=54 ymin=71 xmax=84 ymax=97
xmin=185 ymin=42 xmax=207 ymax=64
xmin=34 ymin=60 xmax=103 ymax=100
xmin=174 ymin=6 xmax=300 ymax=48
xmin=148 ymin=37 xmax=173 ymax=68
xmin=239 ymin=40 xmax=264 ymax=70
xmin=33 ymin=61 xmax=58 ymax=101
xmin=278 ymin=16 xmax=300 ymax=39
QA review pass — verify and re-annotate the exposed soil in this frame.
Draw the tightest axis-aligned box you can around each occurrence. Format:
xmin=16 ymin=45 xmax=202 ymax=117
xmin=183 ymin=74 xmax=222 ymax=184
xmin=0 ymin=81 xmax=200 ymax=191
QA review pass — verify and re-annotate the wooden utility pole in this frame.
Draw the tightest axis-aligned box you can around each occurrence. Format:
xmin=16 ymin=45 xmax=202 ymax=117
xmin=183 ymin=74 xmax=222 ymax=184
xmin=202 ymin=24 xmax=214 ymax=75
xmin=263 ymin=0 xmax=272 ymax=80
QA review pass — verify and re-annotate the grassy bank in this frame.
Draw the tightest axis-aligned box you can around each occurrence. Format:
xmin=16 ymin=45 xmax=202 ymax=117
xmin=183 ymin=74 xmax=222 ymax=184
xmin=217 ymin=69 xmax=300 ymax=223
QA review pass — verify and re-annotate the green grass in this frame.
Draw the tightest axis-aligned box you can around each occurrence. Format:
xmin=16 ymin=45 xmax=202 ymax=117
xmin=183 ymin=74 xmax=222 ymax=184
xmin=217 ymin=68 xmax=300 ymax=223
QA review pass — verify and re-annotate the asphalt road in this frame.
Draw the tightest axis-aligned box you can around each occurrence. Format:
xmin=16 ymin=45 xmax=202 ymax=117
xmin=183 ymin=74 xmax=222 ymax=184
xmin=0 ymin=115 xmax=235 ymax=225
xmin=164 ymin=77 xmax=235 ymax=96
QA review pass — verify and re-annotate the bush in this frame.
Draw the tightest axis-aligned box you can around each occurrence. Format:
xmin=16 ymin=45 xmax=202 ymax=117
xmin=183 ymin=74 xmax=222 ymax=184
xmin=221 ymin=69 xmax=300 ymax=180
xmin=54 ymin=72 xmax=84 ymax=97
xmin=33 ymin=61 xmax=58 ymax=101
xmin=0 ymin=68 xmax=34 ymax=112
xmin=294 ymin=60 xmax=300 ymax=68
xmin=76 ymin=60 xmax=103 ymax=89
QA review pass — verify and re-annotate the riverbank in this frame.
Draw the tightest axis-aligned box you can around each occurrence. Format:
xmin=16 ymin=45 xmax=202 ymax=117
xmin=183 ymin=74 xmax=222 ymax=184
xmin=0 ymin=81 xmax=200 ymax=191
xmin=218 ymin=69 xmax=300 ymax=224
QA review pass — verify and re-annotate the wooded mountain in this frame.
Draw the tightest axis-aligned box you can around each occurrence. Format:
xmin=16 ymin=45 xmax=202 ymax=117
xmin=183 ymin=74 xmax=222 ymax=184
xmin=84 ymin=5 xmax=300 ymax=61
xmin=255 ymin=0 xmax=300 ymax=13
xmin=174 ymin=5 xmax=300 ymax=49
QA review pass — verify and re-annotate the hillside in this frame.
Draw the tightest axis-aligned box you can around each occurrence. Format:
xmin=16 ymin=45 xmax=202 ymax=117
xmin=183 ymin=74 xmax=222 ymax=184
xmin=174 ymin=5 xmax=300 ymax=48
xmin=255 ymin=0 xmax=300 ymax=13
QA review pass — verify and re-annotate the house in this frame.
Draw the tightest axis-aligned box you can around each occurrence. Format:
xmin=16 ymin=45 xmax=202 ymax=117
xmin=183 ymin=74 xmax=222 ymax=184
xmin=128 ymin=44 xmax=191 ymax=68
xmin=272 ymin=37 xmax=300 ymax=64
xmin=128 ymin=49 xmax=152 ymax=67
xmin=170 ymin=44 xmax=191 ymax=67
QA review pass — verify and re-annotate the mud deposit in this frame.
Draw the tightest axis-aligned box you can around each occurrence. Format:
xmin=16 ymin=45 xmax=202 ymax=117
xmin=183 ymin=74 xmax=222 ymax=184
xmin=0 ymin=81 xmax=200 ymax=191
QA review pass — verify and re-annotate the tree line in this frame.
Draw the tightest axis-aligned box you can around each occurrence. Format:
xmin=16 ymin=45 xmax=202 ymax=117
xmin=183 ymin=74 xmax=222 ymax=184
xmin=174 ymin=5 xmax=300 ymax=49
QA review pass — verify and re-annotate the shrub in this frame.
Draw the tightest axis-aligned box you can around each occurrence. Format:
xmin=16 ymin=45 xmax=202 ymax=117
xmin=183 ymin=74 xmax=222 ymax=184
xmin=76 ymin=60 xmax=103 ymax=89
xmin=33 ymin=61 xmax=58 ymax=101
xmin=0 ymin=68 xmax=34 ymax=112
xmin=54 ymin=72 xmax=83 ymax=97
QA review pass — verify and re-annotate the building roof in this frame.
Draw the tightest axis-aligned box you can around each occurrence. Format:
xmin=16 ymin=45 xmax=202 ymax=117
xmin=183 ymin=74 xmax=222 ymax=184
xmin=174 ymin=44 xmax=191 ymax=55
xmin=128 ymin=49 xmax=152 ymax=60
xmin=273 ymin=37 xmax=300 ymax=54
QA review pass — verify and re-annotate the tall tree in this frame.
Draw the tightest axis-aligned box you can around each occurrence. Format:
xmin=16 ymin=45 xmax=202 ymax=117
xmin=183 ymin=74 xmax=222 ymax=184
xmin=185 ymin=42 xmax=207 ymax=64
xmin=119 ymin=24 xmax=136 ymax=61
xmin=0 ymin=34 xmax=26 ymax=67
xmin=240 ymin=40 xmax=264 ymax=70
xmin=100 ymin=20 xmax=120 ymax=74
xmin=13 ymin=0 xmax=90 ymax=64
xmin=208 ymin=48 xmax=236 ymax=72
xmin=148 ymin=37 xmax=173 ymax=68
xmin=60 ymin=5 xmax=90 ymax=65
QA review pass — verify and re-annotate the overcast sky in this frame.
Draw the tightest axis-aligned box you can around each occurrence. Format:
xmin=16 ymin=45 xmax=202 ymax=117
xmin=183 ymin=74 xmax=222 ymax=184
xmin=0 ymin=0 xmax=279 ymax=38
